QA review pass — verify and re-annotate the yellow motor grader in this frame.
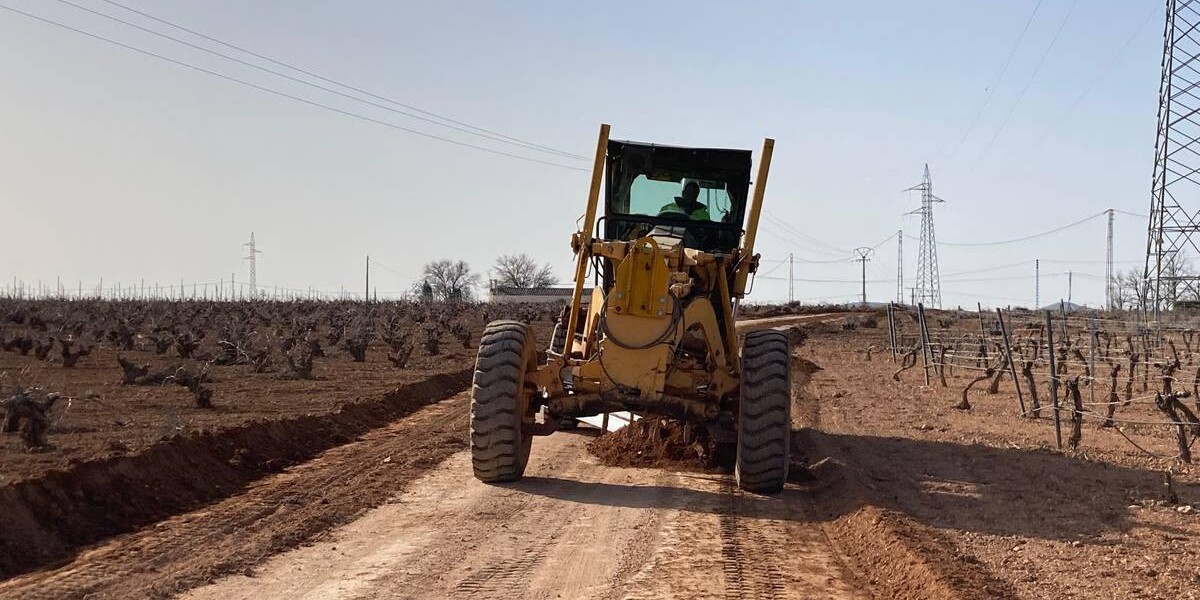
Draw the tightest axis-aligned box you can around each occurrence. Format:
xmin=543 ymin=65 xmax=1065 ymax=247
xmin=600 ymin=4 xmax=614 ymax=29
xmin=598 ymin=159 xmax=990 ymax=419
xmin=470 ymin=124 xmax=791 ymax=493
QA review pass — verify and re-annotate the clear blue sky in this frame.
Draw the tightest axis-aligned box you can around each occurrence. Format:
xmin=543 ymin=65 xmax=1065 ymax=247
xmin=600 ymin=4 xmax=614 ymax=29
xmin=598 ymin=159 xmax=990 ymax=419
xmin=0 ymin=0 xmax=1162 ymax=307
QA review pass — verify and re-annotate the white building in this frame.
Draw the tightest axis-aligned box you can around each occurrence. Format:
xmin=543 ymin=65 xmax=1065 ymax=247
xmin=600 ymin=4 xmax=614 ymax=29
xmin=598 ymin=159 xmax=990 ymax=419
xmin=489 ymin=285 xmax=593 ymax=304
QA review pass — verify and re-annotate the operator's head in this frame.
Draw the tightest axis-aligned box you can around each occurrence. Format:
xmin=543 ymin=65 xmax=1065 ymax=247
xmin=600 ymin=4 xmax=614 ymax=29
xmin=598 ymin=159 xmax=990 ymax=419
xmin=681 ymin=180 xmax=700 ymax=203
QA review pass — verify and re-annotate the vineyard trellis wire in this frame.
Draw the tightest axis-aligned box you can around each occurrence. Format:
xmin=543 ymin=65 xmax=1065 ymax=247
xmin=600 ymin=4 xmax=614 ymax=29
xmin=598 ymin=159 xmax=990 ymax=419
xmin=884 ymin=303 xmax=1200 ymax=463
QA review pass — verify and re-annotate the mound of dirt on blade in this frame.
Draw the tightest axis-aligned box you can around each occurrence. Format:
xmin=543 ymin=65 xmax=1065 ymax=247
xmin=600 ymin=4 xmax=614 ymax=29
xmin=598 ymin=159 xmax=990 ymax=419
xmin=587 ymin=418 xmax=713 ymax=470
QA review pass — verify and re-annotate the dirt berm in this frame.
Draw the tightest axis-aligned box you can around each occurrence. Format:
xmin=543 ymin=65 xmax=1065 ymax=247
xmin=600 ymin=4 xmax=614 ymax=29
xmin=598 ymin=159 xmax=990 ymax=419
xmin=0 ymin=368 xmax=472 ymax=579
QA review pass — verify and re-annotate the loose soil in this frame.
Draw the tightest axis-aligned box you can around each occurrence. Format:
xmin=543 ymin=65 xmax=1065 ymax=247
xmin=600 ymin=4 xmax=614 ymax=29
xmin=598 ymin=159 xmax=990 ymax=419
xmin=588 ymin=418 xmax=713 ymax=470
xmin=799 ymin=324 xmax=1200 ymax=599
xmin=0 ymin=367 xmax=472 ymax=581
xmin=3 ymin=310 xmax=1195 ymax=598
xmin=0 ymin=341 xmax=473 ymax=485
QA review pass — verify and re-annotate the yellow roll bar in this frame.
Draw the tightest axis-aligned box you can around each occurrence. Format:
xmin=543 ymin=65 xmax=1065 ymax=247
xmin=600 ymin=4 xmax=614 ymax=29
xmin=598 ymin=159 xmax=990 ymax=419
xmin=562 ymin=123 xmax=610 ymax=362
xmin=734 ymin=138 xmax=775 ymax=296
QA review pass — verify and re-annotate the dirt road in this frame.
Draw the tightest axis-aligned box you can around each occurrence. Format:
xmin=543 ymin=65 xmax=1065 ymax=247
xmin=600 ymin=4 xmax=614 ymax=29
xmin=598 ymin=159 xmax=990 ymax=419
xmin=180 ymin=410 xmax=865 ymax=600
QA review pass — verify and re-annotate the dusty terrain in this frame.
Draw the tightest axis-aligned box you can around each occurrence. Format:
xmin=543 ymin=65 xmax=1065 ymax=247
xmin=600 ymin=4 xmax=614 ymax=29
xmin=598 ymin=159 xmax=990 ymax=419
xmin=0 ymin=341 xmax=468 ymax=485
xmin=2 ymin=307 xmax=1199 ymax=599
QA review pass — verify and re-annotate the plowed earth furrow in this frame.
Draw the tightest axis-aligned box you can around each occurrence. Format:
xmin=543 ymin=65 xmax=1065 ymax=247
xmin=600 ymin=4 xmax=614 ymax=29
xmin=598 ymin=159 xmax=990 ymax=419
xmin=0 ymin=390 xmax=474 ymax=600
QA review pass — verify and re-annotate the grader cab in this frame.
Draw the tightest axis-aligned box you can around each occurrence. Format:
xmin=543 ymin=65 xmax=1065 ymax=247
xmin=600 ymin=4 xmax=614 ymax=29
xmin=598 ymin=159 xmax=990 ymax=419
xmin=470 ymin=124 xmax=791 ymax=493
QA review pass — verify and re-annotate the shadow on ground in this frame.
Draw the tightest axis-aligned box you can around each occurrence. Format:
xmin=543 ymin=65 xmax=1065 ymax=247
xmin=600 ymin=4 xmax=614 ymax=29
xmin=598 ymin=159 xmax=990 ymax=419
xmin=510 ymin=428 xmax=1198 ymax=543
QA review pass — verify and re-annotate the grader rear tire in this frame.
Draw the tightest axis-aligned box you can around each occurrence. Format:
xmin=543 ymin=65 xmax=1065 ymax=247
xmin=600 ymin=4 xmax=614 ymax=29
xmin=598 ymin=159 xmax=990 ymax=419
xmin=735 ymin=329 xmax=791 ymax=493
xmin=471 ymin=320 xmax=535 ymax=483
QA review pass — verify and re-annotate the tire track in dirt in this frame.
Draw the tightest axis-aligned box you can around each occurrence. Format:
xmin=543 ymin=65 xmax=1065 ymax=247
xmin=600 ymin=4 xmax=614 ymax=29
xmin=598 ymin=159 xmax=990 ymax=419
xmin=178 ymin=429 xmax=867 ymax=600
xmin=717 ymin=479 xmax=787 ymax=600
xmin=180 ymin=433 xmax=661 ymax=600
xmin=453 ymin=546 xmax=549 ymax=597
xmin=0 ymin=388 xmax=476 ymax=600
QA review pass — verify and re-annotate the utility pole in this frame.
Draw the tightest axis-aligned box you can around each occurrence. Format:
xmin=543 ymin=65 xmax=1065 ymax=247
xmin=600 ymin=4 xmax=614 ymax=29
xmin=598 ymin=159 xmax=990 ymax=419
xmin=896 ymin=229 xmax=903 ymax=305
xmin=788 ymin=253 xmax=794 ymax=303
xmin=854 ymin=247 xmax=873 ymax=305
xmin=244 ymin=232 xmax=261 ymax=300
xmin=366 ymin=255 xmax=371 ymax=302
xmin=905 ymin=164 xmax=944 ymax=308
xmin=1068 ymin=270 xmax=1073 ymax=305
xmin=1106 ymin=208 xmax=1115 ymax=310
xmin=1035 ymin=259 xmax=1040 ymax=309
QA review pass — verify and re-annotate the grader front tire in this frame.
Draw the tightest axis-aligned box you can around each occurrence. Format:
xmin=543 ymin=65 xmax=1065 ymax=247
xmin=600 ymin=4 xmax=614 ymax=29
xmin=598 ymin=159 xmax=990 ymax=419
xmin=470 ymin=320 xmax=535 ymax=483
xmin=735 ymin=329 xmax=792 ymax=494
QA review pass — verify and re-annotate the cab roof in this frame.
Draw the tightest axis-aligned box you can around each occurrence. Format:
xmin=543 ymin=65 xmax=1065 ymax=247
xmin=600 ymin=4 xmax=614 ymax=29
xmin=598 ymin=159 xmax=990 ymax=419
xmin=606 ymin=140 xmax=752 ymax=178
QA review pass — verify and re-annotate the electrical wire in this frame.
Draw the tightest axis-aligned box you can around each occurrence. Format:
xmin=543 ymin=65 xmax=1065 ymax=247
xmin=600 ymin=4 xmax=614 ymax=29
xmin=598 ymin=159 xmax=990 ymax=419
xmin=93 ymin=0 xmax=588 ymax=161
xmin=940 ymin=259 xmax=1034 ymax=277
xmin=758 ymin=260 xmax=788 ymax=277
xmin=1112 ymin=209 xmax=1150 ymax=219
xmin=761 ymin=213 xmax=850 ymax=255
xmin=368 ymin=258 xmax=413 ymax=281
xmin=759 ymin=226 xmax=853 ymax=263
xmin=972 ymin=0 xmax=1081 ymax=168
xmin=903 ymin=210 xmax=1106 ymax=246
xmin=939 ymin=0 xmax=1046 ymax=164
xmin=0 ymin=3 xmax=589 ymax=172
xmin=868 ymin=231 xmax=899 ymax=251
xmin=1016 ymin=4 xmax=1157 ymax=157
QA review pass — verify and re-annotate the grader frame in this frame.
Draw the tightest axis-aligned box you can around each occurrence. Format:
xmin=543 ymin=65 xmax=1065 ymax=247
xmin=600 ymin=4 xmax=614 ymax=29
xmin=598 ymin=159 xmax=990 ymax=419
xmin=470 ymin=124 xmax=792 ymax=493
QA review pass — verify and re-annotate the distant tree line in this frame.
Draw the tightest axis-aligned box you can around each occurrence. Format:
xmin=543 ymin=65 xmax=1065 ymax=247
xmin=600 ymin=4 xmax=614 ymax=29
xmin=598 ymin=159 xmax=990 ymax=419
xmin=413 ymin=253 xmax=556 ymax=302
xmin=1112 ymin=254 xmax=1196 ymax=311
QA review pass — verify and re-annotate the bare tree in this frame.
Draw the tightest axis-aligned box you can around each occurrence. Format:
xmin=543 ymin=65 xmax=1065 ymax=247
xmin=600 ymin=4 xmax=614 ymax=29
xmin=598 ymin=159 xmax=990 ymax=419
xmin=1114 ymin=269 xmax=1149 ymax=311
xmin=1127 ymin=253 xmax=1199 ymax=310
xmin=413 ymin=260 xmax=480 ymax=301
xmin=1161 ymin=253 xmax=1198 ymax=307
xmin=492 ymin=254 xmax=557 ymax=289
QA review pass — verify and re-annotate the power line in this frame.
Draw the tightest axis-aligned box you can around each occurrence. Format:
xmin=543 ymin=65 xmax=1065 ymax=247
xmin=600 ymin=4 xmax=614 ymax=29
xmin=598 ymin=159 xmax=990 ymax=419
xmin=1041 ymin=258 xmax=1142 ymax=265
xmin=758 ymin=260 xmax=788 ymax=277
xmin=940 ymin=0 xmax=1046 ymax=164
xmin=942 ymin=272 xmax=1096 ymax=284
xmin=758 ymin=271 xmax=1079 ymax=285
xmin=760 ymin=222 xmax=845 ymax=255
xmin=92 ymin=0 xmax=588 ymax=161
xmin=904 ymin=210 xmax=1106 ymax=247
xmin=939 ymin=259 xmax=1034 ymax=277
xmin=1018 ymin=4 xmax=1157 ymax=158
xmin=761 ymin=212 xmax=849 ymax=254
xmin=867 ymin=230 xmax=899 ymax=251
xmin=1112 ymin=209 xmax=1149 ymax=219
xmin=0 ymin=3 xmax=589 ymax=172
xmin=759 ymin=224 xmax=854 ymax=262
xmin=972 ymin=0 xmax=1081 ymax=168
xmin=368 ymin=258 xmax=413 ymax=280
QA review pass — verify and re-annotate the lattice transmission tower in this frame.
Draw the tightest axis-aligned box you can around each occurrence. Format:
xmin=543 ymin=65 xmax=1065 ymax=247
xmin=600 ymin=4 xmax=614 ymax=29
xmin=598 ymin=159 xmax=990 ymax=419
xmin=906 ymin=164 xmax=944 ymax=308
xmin=1146 ymin=0 xmax=1200 ymax=316
xmin=244 ymin=232 xmax=262 ymax=299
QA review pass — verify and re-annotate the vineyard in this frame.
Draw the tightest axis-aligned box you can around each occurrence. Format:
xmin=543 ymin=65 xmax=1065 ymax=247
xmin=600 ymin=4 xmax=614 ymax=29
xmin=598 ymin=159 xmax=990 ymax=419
xmin=3 ymin=300 xmax=1200 ymax=598
xmin=886 ymin=305 xmax=1200 ymax=462
xmin=0 ymin=298 xmax=557 ymax=580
